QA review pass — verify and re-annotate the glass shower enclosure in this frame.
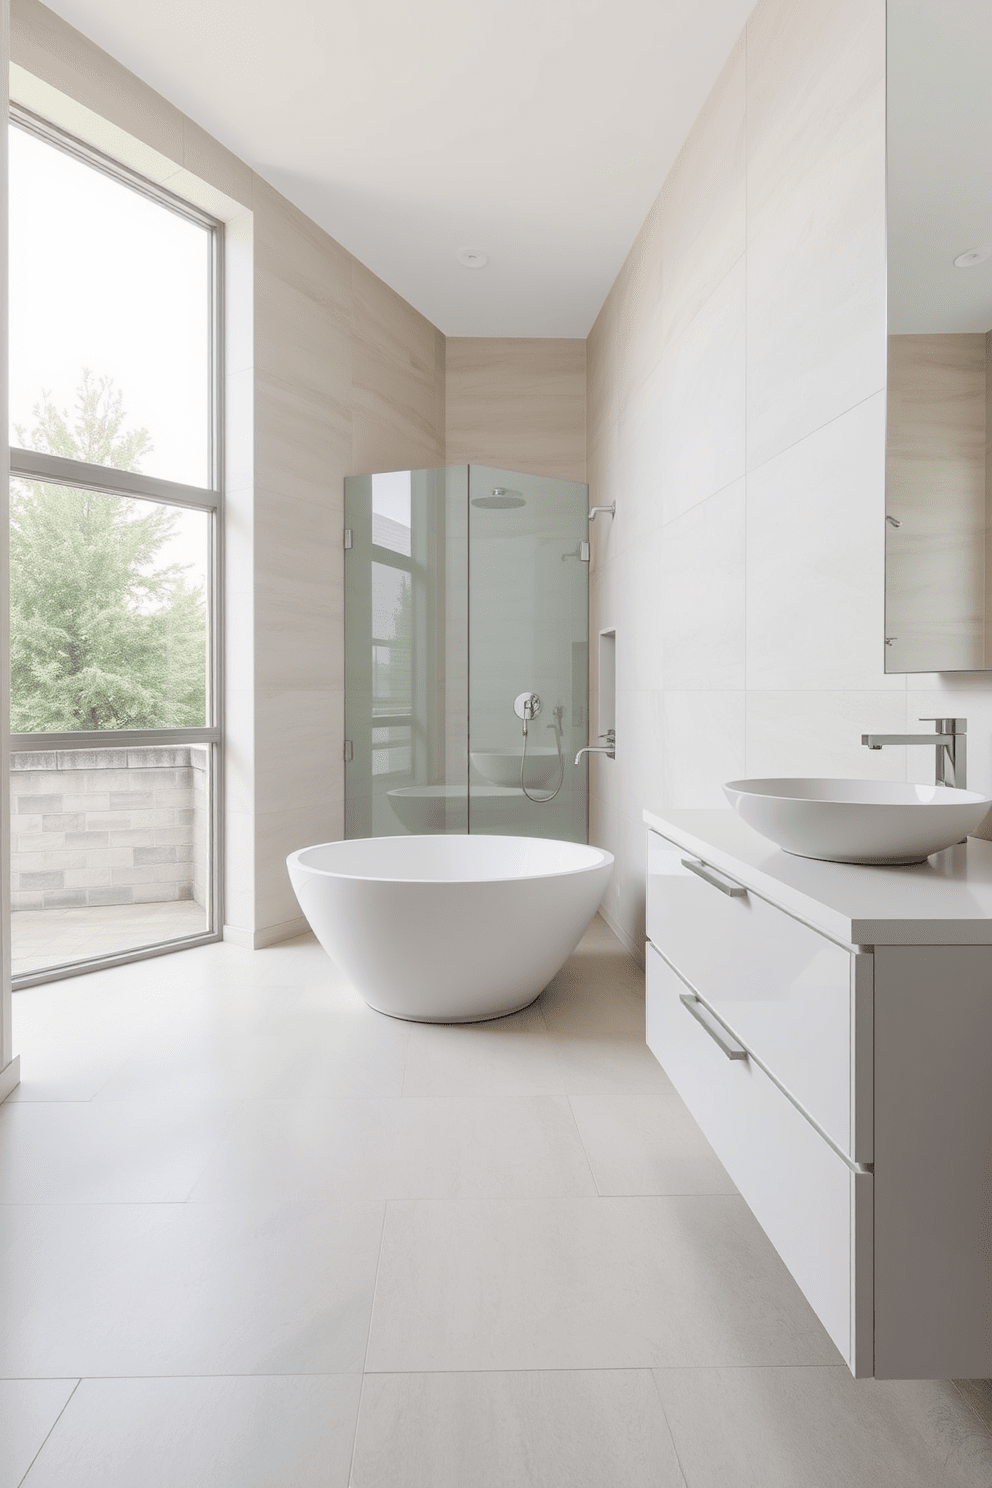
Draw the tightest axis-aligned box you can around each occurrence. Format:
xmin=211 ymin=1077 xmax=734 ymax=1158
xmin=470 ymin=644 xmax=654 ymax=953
xmin=344 ymin=465 xmax=589 ymax=842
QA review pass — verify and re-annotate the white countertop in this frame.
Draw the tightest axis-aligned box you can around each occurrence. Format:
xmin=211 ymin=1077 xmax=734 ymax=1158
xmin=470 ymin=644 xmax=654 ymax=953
xmin=643 ymin=807 xmax=992 ymax=946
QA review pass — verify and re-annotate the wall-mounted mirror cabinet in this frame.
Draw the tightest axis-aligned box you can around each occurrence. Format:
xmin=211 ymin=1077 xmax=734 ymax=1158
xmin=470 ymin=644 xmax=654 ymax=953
xmin=885 ymin=1 xmax=992 ymax=672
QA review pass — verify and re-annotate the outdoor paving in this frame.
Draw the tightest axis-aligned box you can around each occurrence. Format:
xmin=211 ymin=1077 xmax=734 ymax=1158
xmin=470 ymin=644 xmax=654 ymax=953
xmin=11 ymin=900 xmax=208 ymax=977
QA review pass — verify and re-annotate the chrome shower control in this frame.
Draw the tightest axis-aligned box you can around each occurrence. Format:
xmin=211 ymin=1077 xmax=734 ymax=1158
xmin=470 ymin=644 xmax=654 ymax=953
xmin=514 ymin=692 xmax=542 ymax=722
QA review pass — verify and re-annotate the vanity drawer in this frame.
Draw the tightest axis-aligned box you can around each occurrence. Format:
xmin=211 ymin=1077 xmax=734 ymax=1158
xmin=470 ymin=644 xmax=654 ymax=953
xmin=646 ymin=831 xmax=872 ymax=1163
xmin=646 ymin=942 xmax=873 ymax=1376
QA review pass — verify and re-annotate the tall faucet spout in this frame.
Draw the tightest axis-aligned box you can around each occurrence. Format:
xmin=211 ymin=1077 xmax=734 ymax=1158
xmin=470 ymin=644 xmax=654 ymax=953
xmin=861 ymin=717 xmax=967 ymax=789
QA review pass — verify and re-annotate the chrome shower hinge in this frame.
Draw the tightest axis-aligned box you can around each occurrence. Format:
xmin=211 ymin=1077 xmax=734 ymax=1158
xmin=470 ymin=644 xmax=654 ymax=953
xmin=343 ymin=739 xmax=354 ymax=763
xmin=343 ymin=528 xmax=353 ymax=550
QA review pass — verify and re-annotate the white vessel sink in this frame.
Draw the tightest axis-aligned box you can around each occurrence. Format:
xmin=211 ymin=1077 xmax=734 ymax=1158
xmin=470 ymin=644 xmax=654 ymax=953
xmin=723 ymin=777 xmax=992 ymax=865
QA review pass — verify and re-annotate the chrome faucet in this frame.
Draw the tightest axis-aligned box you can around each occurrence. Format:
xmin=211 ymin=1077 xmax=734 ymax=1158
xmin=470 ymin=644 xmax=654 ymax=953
xmin=575 ymin=729 xmax=615 ymax=765
xmin=861 ymin=717 xmax=967 ymax=789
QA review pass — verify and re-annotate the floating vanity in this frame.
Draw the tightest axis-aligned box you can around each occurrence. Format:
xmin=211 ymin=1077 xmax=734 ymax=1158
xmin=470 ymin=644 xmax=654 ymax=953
xmin=644 ymin=806 xmax=992 ymax=1381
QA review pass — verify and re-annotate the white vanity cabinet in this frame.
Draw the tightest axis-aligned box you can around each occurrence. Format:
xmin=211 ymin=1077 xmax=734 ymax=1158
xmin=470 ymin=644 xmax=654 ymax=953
xmin=643 ymin=808 xmax=992 ymax=1381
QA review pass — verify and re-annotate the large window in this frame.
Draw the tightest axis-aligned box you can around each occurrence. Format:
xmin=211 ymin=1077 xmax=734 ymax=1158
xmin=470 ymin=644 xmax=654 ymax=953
xmin=8 ymin=107 xmax=222 ymax=983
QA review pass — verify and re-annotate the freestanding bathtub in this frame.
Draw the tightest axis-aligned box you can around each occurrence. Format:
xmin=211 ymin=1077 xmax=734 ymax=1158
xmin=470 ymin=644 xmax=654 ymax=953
xmin=286 ymin=834 xmax=614 ymax=1022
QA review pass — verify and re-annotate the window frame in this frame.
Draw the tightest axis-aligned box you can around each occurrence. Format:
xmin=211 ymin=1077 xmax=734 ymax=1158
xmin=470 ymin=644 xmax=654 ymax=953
xmin=8 ymin=104 xmax=225 ymax=985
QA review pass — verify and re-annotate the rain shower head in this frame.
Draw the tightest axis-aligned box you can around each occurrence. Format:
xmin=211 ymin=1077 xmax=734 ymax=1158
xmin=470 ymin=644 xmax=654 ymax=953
xmin=471 ymin=487 xmax=525 ymax=510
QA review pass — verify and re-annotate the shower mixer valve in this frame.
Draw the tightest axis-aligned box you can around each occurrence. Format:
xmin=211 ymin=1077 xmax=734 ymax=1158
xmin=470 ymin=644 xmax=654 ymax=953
xmin=513 ymin=692 xmax=567 ymax=804
xmin=514 ymin=692 xmax=542 ymax=724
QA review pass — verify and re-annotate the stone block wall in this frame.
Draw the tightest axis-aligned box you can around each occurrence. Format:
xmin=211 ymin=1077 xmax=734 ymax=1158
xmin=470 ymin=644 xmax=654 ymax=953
xmin=10 ymin=745 xmax=209 ymax=911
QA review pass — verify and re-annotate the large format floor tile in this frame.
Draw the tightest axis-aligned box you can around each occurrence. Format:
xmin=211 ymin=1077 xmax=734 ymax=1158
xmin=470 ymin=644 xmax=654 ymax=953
xmin=18 ymin=1376 xmax=362 ymax=1488
xmin=7 ymin=952 xmax=305 ymax=1103
xmin=568 ymin=1082 xmax=737 ymax=1196
xmin=91 ymin=990 xmax=410 ymax=1104
xmin=548 ymin=1029 xmax=678 ymax=1095
xmin=351 ymin=1371 xmax=686 ymax=1488
xmin=6 ymin=916 xmax=990 ymax=1487
xmin=190 ymin=1096 xmax=598 ymax=1202
xmin=0 ymin=1099 xmax=225 ymax=1204
xmin=365 ymin=1195 xmax=840 ymax=1372
xmin=400 ymin=1004 xmax=565 ymax=1098
xmin=536 ymin=916 xmax=646 ymax=1035
xmin=653 ymin=1366 xmax=992 ymax=1488
xmin=0 ymin=1379 xmax=78 ymax=1488
xmin=0 ymin=1200 xmax=383 ymax=1376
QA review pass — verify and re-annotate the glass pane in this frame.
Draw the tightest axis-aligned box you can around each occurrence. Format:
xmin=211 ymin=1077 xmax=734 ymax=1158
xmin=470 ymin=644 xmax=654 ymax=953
xmin=372 ymin=725 xmax=413 ymax=776
xmin=372 ymin=470 xmax=412 ymax=556
xmin=345 ymin=467 xmax=469 ymax=836
xmin=10 ymin=742 xmax=212 ymax=977
xmin=9 ymin=479 xmax=209 ymax=731
xmin=469 ymin=466 xmax=589 ymax=843
xmin=371 ymin=561 xmax=412 ymax=718
xmin=9 ymin=126 xmax=212 ymax=488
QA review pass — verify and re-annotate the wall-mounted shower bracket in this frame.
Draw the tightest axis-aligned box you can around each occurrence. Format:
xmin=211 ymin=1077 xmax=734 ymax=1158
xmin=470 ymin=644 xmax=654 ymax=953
xmin=588 ymin=503 xmax=616 ymax=521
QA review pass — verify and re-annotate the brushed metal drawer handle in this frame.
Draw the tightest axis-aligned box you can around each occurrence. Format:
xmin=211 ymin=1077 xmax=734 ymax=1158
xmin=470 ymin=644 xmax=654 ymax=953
xmin=679 ymin=993 xmax=748 ymax=1060
xmin=680 ymin=857 xmax=748 ymax=898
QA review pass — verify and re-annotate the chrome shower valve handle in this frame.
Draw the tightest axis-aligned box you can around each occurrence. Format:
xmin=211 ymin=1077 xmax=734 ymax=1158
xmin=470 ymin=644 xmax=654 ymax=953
xmin=514 ymin=692 xmax=542 ymax=724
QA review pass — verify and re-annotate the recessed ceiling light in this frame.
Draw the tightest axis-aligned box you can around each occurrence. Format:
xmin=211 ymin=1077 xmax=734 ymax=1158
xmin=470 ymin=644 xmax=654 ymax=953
xmin=457 ymin=248 xmax=488 ymax=269
xmin=953 ymin=247 xmax=991 ymax=268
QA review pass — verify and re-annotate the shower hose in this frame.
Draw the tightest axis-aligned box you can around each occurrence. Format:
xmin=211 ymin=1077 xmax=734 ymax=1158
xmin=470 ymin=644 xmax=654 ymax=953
xmin=520 ymin=717 xmax=565 ymax=804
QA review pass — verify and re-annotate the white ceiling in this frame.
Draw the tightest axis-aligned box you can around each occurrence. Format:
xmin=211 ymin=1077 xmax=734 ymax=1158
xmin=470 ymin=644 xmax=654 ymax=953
xmin=38 ymin=0 xmax=755 ymax=337
xmin=888 ymin=0 xmax=992 ymax=335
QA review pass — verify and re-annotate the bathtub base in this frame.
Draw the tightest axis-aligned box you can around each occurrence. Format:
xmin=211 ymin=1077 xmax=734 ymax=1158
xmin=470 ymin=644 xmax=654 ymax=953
xmin=363 ymin=992 xmax=542 ymax=1024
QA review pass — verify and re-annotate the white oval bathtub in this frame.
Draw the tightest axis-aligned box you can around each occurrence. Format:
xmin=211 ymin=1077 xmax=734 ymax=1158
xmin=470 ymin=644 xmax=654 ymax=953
xmin=286 ymin=835 xmax=614 ymax=1022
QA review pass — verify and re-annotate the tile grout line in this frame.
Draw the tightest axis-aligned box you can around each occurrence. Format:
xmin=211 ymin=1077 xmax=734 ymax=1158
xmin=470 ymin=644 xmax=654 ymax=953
xmin=15 ymin=1378 xmax=81 ymax=1488
xmin=346 ymin=1371 xmax=372 ymax=1488
xmin=564 ymin=1093 xmax=606 ymax=1198
xmin=647 ymin=1366 xmax=693 ymax=1488
xmin=358 ymin=1200 xmax=390 ymax=1376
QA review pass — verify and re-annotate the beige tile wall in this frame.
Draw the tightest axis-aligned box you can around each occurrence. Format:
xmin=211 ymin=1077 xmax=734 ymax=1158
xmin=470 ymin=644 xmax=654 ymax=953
xmin=445 ymin=339 xmax=586 ymax=482
xmin=587 ymin=0 xmax=894 ymax=957
xmin=12 ymin=0 xmax=446 ymax=947
xmin=886 ymin=334 xmax=987 ymax=672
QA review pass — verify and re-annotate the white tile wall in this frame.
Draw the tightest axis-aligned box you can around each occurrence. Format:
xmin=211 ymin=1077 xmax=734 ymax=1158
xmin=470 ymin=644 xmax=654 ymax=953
xmin=587 ymin=0 xmax=895 ymax=958
xmin=745 ymin=0 xmax=887 ymax=470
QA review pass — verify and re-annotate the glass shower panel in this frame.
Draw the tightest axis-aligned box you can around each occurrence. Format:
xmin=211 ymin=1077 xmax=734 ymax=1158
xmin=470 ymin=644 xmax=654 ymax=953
xmin=468 ymin=466 xmax=589 ymax=843
xmin=345 ymin=467 xmax=468 ymax=836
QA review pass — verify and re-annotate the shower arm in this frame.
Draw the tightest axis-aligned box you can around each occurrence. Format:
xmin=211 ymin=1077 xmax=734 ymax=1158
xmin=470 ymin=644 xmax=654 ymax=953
xmin=588 ymin=503 xmax=616 ymax=520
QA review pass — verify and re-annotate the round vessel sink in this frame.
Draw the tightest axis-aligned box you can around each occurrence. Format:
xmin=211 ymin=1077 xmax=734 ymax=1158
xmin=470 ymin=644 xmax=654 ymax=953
xmin=723 ymin=777 xmax=992 ymax=865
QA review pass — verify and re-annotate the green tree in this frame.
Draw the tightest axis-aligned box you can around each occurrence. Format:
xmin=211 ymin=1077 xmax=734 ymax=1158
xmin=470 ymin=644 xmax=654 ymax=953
xmin=10 ymin=373 xmax=207 ymax=731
